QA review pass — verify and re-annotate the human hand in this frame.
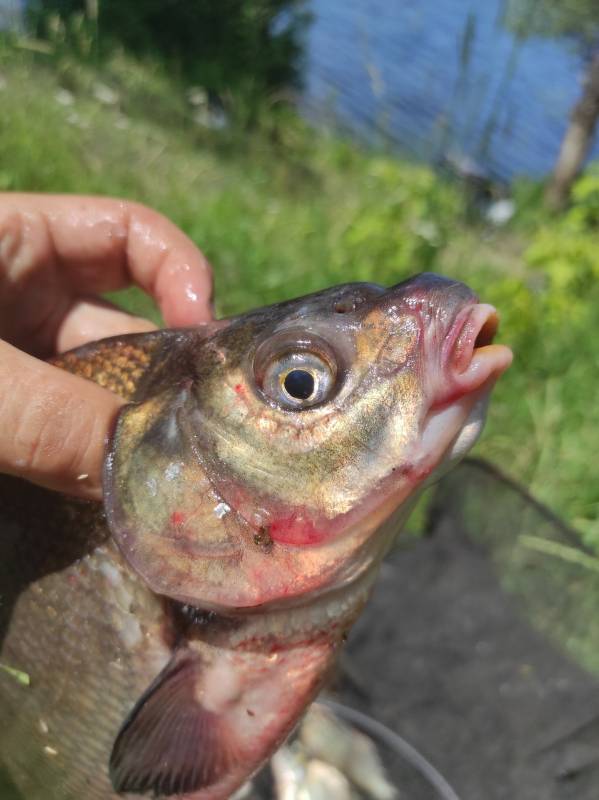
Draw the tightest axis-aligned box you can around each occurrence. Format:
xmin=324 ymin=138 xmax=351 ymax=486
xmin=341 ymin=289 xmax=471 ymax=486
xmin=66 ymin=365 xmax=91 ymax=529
xmin=0 ymin=193 xmax=213 ymax=500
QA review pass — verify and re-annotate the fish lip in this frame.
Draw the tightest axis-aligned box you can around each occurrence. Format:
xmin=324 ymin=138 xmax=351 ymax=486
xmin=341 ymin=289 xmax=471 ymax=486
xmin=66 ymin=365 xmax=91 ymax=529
xmin=439 ymin=302 xmax=512 ymax=400
xmin=444 ymin=303 xmax=499 ymax=371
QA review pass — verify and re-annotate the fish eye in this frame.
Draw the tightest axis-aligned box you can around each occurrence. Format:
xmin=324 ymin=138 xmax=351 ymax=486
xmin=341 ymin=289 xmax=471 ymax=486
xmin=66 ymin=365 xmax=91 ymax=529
xmin=260 ymin=350 xmax=336 ymax=409
xmin=283 ymin=368 xmax=314 ymax=400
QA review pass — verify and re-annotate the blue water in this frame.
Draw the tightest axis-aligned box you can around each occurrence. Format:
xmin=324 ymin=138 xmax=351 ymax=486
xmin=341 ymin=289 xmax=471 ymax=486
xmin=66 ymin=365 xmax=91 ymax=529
xmin=0 ymin=0 xmax=23 ymax=31
xmin=303 ymin=0 xmax=598 ymax=180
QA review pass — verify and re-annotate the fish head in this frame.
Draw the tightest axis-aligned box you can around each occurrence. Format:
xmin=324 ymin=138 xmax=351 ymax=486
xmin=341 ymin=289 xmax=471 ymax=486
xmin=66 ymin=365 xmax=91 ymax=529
xmin=104 ymin=274 xmax=511 ymax=799
xmin=105 ymin=273 xmax=511 ymax=613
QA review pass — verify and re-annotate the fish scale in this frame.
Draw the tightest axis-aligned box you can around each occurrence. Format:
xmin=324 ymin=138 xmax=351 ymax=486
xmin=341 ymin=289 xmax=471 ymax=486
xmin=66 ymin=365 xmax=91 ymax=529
xmin=0 ymin=337 xmax=169 ymax=798
xmin=0 ymin=483 xmax=167 ymax=799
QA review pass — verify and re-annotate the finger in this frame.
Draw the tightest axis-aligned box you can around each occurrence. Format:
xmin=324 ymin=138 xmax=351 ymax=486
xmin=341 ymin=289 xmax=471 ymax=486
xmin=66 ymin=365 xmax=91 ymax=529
xmin=1 ymin=193 xmax=214 ymax=327
xmin=0 ymin=339 xmax=122 ymax=500
xmin=55 ymin=298 xmax=157 ymax=353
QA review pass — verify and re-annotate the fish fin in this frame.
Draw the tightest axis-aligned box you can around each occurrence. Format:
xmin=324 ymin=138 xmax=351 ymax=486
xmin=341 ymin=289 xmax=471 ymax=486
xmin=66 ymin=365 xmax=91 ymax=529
xmin=110 ymin=651 xmax=237 ymax=796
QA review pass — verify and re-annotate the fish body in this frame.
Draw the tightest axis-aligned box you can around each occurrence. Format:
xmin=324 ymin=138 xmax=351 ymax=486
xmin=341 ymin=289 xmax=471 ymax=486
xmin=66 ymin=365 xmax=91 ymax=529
xmin=0 ymin=274 xmax=511 ymax=799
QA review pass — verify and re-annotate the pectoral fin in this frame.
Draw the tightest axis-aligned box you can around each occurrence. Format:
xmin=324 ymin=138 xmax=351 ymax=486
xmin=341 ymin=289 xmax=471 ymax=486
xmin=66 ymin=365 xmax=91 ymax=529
xmin=110 ymin=632 xmax=338 ymax=800
xmin=110 ymin=651 xmax=237 ymax=796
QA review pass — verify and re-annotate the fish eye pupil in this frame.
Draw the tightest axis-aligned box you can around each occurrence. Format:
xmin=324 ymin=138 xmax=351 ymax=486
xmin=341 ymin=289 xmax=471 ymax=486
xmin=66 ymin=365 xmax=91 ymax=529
xmin=283 ymin=369 xmax=315 ymax=400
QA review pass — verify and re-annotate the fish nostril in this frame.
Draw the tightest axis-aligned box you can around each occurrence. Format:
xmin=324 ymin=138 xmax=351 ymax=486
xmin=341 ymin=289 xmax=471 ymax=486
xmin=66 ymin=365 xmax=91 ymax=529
xmin=333 ymin=297 xmax=358 ymax=314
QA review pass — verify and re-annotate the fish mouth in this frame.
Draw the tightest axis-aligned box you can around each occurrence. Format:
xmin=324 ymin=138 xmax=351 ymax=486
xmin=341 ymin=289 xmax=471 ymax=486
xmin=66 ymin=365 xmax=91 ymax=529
xmin=442 ymin=302 xmax=512 ymax=399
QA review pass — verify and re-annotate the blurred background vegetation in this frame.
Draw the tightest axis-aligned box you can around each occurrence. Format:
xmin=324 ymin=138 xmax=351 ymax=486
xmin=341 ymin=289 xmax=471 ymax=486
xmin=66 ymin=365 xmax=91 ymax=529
xmin=0 ymin=0 xmax=597 ymax=553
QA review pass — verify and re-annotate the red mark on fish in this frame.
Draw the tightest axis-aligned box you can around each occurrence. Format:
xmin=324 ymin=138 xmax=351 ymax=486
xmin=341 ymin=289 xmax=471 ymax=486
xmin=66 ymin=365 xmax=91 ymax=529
xmin=170 ymin=511 xmax=186 ymax=527
xmin=268 ymin=514 xmax=325 ymax=546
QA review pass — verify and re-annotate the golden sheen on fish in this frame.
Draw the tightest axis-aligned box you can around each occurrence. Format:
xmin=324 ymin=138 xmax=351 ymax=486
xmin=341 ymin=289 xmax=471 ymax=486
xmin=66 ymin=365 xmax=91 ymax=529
xmin=0 ymin=273 xmax=511 ymax=800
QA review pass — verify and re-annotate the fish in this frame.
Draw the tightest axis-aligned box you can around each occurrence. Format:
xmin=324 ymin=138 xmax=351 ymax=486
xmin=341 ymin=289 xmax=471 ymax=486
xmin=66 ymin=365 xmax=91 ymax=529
xmin=271 ymin=745 xmax=354 ymax=800
xmin=0 ymin=273 xmax=511 ymax=800
xmin=271 ymin=702 xmax=397 ymax=800
xmin=298 ymin=705 xmax=396 ymax=800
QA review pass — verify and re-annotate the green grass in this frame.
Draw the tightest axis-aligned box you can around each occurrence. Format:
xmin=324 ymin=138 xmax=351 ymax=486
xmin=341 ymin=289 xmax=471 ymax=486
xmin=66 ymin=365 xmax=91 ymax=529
xmin=0 ymin=40 xmax=597 ymax=547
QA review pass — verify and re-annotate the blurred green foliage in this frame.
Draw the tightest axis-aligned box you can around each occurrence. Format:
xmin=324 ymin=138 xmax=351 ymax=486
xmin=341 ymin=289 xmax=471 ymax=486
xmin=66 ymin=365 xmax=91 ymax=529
xmin=526 ymin=166 xmax=599 ymax=307
xmin=504 ymin=0 xmax=599 ymax=55
xmin=28 ymin=0 xmax=309 ymax=108
xmin=481 ymin=171 xmax=599 ymax=549
xmin=0 ymin=37 xmax=596 ymax=548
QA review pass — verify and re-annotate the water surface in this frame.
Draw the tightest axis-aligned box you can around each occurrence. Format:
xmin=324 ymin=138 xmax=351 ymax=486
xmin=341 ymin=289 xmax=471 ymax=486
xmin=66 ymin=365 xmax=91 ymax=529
xmin=304 ymin=0 xmax=598 ymax=179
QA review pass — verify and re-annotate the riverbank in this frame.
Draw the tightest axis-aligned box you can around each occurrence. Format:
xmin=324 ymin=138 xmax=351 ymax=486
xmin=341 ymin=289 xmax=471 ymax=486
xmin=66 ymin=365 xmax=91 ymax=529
xmin=1 ymin=41 xmax=597 ymax=547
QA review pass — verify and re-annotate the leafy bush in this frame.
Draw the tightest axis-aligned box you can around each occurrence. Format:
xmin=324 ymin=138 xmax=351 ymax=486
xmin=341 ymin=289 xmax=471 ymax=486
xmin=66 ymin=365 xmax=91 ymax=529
xmin=334 ymin=159 xmax=464 ymax=284
xmin=477 ymin=169 xmax=599 ymax=547
xmin=524 ymin=166 xmax=599 ymax=319
xmin=28 ymin=0 xmax=310 ymax=104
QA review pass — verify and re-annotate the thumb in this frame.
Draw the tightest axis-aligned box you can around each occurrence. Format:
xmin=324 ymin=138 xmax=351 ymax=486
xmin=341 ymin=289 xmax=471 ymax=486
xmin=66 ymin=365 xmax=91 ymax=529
xmin=0 ymin=340 xmax=122 ymax=500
